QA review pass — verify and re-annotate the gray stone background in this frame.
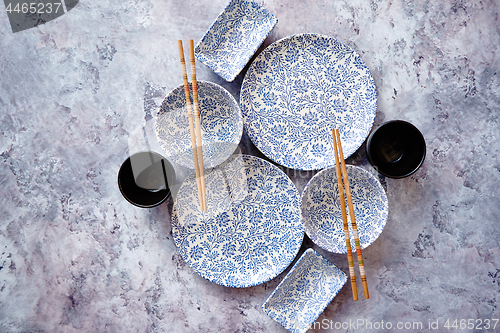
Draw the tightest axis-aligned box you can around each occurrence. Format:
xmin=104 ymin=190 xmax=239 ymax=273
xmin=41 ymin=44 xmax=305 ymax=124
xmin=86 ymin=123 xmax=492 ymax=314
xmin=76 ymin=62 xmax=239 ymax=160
xmin=1 ymin=0 xmax=499 ymax=332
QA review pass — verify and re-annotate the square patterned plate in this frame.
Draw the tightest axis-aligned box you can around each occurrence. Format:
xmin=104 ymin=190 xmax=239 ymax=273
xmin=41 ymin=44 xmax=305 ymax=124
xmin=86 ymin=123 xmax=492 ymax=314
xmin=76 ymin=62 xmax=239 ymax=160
xmin=262 ymin=249 xmax=347 ymax=333
xmin=194 ymin=0 xmax=277 ymax=82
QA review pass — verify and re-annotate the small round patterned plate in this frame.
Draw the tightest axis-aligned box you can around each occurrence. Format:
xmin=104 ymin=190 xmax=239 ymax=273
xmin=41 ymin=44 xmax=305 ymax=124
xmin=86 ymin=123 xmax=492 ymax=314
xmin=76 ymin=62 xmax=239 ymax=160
xmin=301 ymin=165 xmax=388 ymax=253
xmin=156 ymin=81 xmax=243 ymax=169
xmin=240 ymin=33 xmax=377 ymax=170
xmin=171 ymin=154 xmax=304 ymax=288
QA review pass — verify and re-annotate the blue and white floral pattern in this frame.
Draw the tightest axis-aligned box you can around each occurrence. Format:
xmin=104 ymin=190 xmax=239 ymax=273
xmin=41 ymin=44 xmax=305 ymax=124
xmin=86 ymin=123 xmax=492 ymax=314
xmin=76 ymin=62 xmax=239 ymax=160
xmin=301 ymin=165 xmax=388 ymax=253
xmin=194 ymin=0 xmax=277 ymax=82
xmin=240 ymin=33 xmax=377 ymax=170
xmin=171 ymin=155 xmax=304 ymax=288
xmin=155 ymin=81 xmax=243 ymax=169
xmin=262 ymin=249 xmax=347 ymax=333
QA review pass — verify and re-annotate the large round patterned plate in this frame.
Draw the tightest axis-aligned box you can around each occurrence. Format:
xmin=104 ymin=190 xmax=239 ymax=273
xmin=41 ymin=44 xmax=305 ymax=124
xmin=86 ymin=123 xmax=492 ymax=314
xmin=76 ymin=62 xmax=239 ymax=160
xmin=240 ymin=33 xmax=377 ymax=170
xmin=171 ymin=154 xmax=304 ymax=288
xmin=301 ymin=165 xmax=388 ymax=253
xmin=156 ymin=81 xmax=243 ymax=169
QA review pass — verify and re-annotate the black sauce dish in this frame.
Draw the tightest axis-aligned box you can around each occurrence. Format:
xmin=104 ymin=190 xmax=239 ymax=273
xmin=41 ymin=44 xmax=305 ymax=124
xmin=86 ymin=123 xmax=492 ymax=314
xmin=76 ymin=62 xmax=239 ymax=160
xmin=366 ymin=120 xmax=426 ymax=179
xmin=118 ymin=151 xmax=174 ymax=208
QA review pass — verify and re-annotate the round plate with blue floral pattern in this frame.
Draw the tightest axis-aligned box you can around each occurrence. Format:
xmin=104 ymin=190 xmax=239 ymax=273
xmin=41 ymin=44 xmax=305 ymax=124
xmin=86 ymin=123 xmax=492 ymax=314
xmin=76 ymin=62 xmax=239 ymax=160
xmin=156 ymin=81 xmax=243 ymax=169
xmin=240 ymin=33 xmax=377 ymax=170
xmin=301 ymin=165 xmax=388 ymax=253
xmin=171 ymin=154 xmax=304 ymax=288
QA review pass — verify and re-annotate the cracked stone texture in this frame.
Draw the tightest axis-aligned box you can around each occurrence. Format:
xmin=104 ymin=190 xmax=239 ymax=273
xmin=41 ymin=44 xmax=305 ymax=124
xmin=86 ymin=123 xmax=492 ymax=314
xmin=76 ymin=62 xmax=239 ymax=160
xmin=1 ymin=0 xmax=500 ymax=332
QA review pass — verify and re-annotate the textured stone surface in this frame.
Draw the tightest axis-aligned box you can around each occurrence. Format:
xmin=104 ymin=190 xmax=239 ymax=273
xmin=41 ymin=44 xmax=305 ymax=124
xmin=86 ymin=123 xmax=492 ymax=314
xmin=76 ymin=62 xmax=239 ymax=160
xmin=1 ymin=0 xmax=499 ymax=332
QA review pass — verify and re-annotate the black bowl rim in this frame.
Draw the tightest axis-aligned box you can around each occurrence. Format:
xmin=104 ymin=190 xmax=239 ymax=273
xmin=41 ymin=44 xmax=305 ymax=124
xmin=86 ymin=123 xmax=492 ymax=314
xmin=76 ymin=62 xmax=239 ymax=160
xmin=118 ymin=151 xmax=172 ymax=208
xmin=366 ymin=120 xmax=426 ymax=179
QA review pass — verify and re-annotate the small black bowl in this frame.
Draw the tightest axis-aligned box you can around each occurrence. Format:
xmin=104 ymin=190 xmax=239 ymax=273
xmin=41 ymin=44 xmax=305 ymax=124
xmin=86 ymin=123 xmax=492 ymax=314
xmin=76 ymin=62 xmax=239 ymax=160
xmin=366 ymin=120 xmax=426 ymax=178
xmin=118 ymin=151 xmax=173 ymax=208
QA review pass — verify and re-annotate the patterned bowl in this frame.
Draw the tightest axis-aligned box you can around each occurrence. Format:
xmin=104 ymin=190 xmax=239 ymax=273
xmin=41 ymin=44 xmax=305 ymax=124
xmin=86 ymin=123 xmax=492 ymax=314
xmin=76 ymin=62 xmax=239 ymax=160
xmin=301 ymin=165 xmax=388 ymax=253
xmin=195 ymin=0 xmax=277 ymax=82
xmin=155 ymin=81 xmax=243 ymax=169
xmin=262 ymin=249 xmax=347 ymax=333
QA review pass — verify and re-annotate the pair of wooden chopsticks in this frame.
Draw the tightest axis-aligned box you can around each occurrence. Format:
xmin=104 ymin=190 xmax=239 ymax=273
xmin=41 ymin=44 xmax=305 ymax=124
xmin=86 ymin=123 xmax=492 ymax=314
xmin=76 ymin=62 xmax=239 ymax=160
xmin=331 ymin=128 xmax=369 ymax=300
xmin=178 ymin=40 xmax=207 ymax=212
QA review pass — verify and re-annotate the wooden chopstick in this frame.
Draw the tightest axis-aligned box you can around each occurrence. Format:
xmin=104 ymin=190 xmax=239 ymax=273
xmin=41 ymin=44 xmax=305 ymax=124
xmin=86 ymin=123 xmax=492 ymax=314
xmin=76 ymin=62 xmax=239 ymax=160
xmin=334 ymin=128 xmax=369 ymax=299
xmin=332 ymin=129 xmax=358 ymax=301
xmin=178 ymin=40 xmax=204 ymax=211
xmin=188 ymin=39 xmax=207 ymax=212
